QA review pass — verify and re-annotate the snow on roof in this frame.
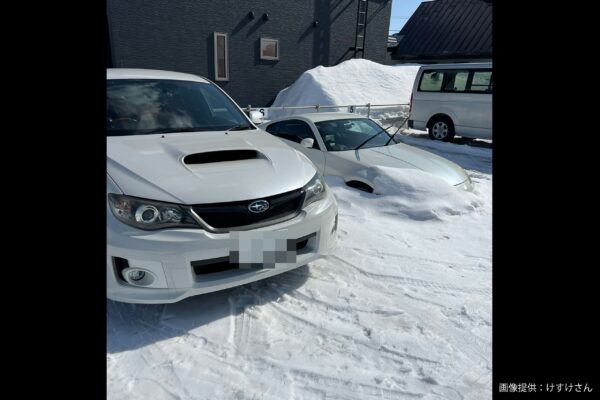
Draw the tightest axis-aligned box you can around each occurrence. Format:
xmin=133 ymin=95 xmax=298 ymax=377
xmin=107 ymin=68 xmax=210 ymax=83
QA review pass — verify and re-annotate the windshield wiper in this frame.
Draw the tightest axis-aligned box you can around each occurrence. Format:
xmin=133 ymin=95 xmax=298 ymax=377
xmin=226 ymin=124 xmax=254 ymax=131
xmin=356 ymin=129 xmax=386 ymax=150
xmin=385 ymin=125 xmax=402 ymax=146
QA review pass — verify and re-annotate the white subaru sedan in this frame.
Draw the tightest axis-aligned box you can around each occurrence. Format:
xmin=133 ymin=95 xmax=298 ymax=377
xmin=260 ymin=113 xmax=473 ymax=193
xmin=107 ymin=69 xmax=338 ymax=304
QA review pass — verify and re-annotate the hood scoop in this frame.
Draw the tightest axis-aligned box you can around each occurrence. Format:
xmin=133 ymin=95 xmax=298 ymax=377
xmin=183 ymin=150 xmax=261 ymax=165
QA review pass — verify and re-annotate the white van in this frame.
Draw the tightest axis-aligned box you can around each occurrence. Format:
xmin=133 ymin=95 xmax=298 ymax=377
xmin=408 ymin=63 xmax=492 ymax=141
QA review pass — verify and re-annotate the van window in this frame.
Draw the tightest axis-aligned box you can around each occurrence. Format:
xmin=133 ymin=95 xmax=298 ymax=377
xmin=470 ymin=71 xmax=492 ymax=92
xmin=443 ymin=71 xmax=469 ymax=92
xmin=419 ymin=68 xmax=492 ymax=94
xmin=419 ymin=71 xmax=444 ymax=91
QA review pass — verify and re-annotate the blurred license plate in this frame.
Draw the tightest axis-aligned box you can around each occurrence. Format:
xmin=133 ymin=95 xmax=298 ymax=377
xmin=229 ymin=230 xmax=296 ymax=269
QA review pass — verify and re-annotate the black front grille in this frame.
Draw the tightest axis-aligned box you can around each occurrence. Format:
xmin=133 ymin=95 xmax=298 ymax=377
xmin=192 ymin=188 xmax=305 ymax=230
xmin=191 ymin=257 xmax=238 ymax=275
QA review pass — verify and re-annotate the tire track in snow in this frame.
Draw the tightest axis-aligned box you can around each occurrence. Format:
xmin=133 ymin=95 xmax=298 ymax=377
xmin=135 ymin=318 xmax=245 ymax=373
xmin=260 ymin=297 xmax=444 ymax=378
xmin=291 ymin=289 xmax=406 ymax=317
xmin=379 ymin=345 xmax=441 ymax=365
xmin=132 ymin=318 xmax=275 ymax=399
xmin=122 ymin=325 xmax=202 ymax=400
xmin=228 ymin=294 xmax=253 ymax=355
xmin=126 ymin=377 xmax=183 ymax=400
xmin=329 ymin=255 xmax=491 ymax=296
xmin=254 ymin=356 xmax=425 ymax=400
xmin=325 ymin=251 xmax=491 ymax=389
xmin=346 ymin=247 xmax=491 ymax=273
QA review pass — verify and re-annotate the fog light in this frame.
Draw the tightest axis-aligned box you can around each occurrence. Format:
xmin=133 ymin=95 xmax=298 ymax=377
xmin=127 ymin=270 xmax=145 ymax=281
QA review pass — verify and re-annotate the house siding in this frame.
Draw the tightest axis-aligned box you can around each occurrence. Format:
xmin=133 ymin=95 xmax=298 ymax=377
xmin=107 ymin=0 xmax=392 ymax=107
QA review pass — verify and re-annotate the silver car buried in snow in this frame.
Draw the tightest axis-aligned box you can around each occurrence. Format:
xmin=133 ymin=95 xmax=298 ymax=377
xmin=260 ymin=113 xmax=473 ymax=193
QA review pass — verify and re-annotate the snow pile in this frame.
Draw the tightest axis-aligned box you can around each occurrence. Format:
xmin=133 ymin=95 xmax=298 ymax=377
xmin=269 ymin=59 xmax=420 ymax=119
xmin=327 ymin=167 xmax=482 ymax=222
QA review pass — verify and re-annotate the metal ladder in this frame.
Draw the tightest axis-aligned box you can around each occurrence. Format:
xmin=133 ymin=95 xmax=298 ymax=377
xmin=353 ymin=0 xmax=369 ymax=58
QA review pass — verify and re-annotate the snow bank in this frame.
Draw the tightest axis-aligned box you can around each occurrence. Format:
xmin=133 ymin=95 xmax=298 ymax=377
xmin=326 ymin=167 xmax=482 ymax=222
xmin=269 ymin=59 xmax=420 ymax=119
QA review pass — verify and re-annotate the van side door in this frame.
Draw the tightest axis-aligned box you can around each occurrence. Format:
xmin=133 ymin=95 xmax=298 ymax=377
xmin=465 ymin=69 xmax=492 ymax=133
xmin=438 ymin=68 xmax=492 ymax=138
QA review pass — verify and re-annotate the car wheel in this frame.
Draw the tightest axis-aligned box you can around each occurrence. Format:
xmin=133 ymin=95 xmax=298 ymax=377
xmin=428 ymin=117 xmax=455 ymax=142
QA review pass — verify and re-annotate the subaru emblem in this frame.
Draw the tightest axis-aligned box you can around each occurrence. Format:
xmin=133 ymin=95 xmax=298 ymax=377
xmin=248 ymin=200 xmax=270 ymax=213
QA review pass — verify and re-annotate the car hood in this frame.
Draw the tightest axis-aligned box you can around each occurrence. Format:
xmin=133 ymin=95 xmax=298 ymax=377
xmin=107 ymin=130 xmax=317 ymax=204
xmin=337 ymin=143 xmax=468 ymax=186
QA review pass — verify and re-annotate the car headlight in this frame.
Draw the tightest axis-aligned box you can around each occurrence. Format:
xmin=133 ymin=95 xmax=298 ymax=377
xmin=107 ymin=194 xmax=200 ymax=230
xmin=303 ymin=173 xmax=327 ymax=208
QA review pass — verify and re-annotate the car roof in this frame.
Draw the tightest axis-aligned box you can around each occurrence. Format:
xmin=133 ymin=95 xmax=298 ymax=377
xmin=269 ymin=112 xmax=368 ymax=124
xmin=107 ymin=68 xmax=210 ymax=84
xmin=419 ymin=62 xmax=492 ymax=70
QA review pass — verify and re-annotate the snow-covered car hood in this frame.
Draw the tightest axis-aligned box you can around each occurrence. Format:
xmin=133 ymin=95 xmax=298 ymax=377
xmin=337 ymin=143 xmax=469 ymax=186
xmin=107 ymin=130 xmax=317 ymax=204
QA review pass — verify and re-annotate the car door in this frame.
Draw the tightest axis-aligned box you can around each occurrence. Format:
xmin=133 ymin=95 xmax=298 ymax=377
xmin=265 ymin=119 xmax=326 ymax=172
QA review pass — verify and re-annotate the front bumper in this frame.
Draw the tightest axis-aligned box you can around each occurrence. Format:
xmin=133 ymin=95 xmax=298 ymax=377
xmin=107 ymin=191 xmax=338 ymax=304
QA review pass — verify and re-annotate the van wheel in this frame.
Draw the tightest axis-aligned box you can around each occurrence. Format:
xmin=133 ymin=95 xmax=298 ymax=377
xmin=428 ymin=117 xmax=455 ymax=142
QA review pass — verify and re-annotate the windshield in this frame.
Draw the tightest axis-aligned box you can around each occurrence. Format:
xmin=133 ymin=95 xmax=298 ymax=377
xmin=314 ymin=118 xmax=402 ymax=151
xmin=107 ymin=79 xmax=252 ymax=136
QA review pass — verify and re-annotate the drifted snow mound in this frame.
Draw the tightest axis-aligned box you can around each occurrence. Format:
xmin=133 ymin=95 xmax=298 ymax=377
xmin=326 ymin=167 xmax=482 ymax=222
xmin=270 ymin=59 xmax=420 ymax=116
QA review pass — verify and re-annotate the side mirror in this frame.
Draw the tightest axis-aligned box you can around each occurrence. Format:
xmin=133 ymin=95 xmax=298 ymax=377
xmin=249 ymin=111 xmax=263 ymax=124
xmin=300 ymin=138 xmax=314 ymax=148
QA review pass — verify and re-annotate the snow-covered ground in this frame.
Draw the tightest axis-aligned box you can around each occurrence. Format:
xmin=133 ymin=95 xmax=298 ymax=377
xmin=108 ymin=60 xmax=492 ymax=399
xmin=107 ymin=135 xmax=492 ymax=400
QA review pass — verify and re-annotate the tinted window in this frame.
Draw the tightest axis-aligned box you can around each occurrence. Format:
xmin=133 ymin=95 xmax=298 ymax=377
xmin=106 ymin=79 xmax=249 ymax=136
xmin=276 ymin=120 xmax=320 ymax=149
xmin=419 ymin=71 xmax=444 ymax=91
xmin=265 ymin=122 xmax=280 ymax=134
xmin=419 ymin=68 xmax=492 ymax=93
xmin=315 ymin=118 xmax=400 ymax=151
xmin=470 ymin=71 xmax=492 ymax=92
xmin=443 ymin=71 xmax=469 ymax=92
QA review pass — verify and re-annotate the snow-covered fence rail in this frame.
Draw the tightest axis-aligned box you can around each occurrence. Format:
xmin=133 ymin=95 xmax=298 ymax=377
xmin=245 ymin=103 xmax=411 ymax=130
xmin=245 ymin=103 xmax=409 ymax=119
